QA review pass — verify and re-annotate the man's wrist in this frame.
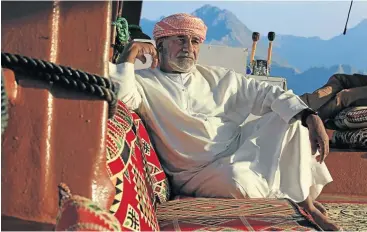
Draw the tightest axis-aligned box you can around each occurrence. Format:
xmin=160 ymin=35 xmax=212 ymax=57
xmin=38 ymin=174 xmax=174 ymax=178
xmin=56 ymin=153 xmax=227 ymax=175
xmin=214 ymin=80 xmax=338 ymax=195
xmin=121 ymin=44 xmax=138 ymax=64
xmin=121 ymin=52 xmax=137 ymax=64
xmin=301 ymin=108 xmax=318 ymax=127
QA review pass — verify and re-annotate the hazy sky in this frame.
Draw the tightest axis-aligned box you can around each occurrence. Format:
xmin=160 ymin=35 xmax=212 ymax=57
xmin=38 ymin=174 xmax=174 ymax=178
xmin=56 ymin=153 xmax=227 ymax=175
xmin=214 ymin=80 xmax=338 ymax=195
xmin=141 ymin=1 xmax=367 ymax=40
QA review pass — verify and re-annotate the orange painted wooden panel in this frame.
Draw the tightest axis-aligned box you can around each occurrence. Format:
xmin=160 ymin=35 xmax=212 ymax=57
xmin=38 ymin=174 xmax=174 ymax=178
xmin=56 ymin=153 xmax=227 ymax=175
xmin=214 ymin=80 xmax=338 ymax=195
xmin=1 ymin=1 xmax=115 ymax=229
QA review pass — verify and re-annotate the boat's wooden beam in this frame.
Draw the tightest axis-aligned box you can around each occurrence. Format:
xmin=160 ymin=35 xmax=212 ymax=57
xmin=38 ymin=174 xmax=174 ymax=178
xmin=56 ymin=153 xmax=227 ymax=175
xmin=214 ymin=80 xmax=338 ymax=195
xmin=121 ymin=0 xmax=143 ymax=25
xmin=2 ymin=1 xmax=115 ymax=229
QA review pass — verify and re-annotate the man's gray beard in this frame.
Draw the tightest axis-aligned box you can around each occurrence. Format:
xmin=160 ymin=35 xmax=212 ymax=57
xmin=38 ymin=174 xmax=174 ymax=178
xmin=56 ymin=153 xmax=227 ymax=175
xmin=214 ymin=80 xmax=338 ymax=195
xmin=168 ymin=58 xmax=196 ymax=73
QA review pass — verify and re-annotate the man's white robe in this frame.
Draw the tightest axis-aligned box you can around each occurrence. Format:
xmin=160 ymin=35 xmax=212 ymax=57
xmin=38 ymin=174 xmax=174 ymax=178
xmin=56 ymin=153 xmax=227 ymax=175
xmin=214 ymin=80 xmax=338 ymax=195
xmin=109 ymin=62 xmax=332 ymax=203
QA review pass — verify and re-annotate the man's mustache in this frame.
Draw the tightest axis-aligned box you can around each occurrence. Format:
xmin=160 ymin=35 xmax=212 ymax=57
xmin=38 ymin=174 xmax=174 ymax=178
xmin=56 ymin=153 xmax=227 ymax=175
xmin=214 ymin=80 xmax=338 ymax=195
xmin=177 ymin=54 xmax=195 ymax=59
xmin=176 ymin=53 xmax=195 ymax=59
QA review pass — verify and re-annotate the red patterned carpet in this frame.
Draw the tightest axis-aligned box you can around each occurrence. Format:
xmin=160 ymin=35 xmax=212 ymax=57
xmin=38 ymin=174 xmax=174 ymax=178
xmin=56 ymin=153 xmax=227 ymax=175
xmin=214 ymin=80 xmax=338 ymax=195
xmin=157 ymin=198 xmax=321 ymax=231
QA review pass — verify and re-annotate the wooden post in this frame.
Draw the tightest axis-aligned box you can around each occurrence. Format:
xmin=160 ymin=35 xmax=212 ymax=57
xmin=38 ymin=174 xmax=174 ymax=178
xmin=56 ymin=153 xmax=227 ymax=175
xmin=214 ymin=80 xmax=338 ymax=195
xmin=1 ymin=1 xmax=115 ymax=229
xmin=121 ymin=0 xmax=143 ymax=25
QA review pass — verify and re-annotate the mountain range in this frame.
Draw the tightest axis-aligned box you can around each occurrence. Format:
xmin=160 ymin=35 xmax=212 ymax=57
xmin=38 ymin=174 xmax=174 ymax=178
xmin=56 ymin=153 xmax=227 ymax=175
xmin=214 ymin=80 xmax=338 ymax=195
xmin=140 ymin=4 xmax=367 ymax=94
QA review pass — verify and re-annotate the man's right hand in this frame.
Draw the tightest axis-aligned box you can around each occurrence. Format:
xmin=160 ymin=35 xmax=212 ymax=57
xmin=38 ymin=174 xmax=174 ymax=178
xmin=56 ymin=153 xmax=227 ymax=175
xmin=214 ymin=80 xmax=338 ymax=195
xmin=120 ymin=42 xmax=159 ymax=69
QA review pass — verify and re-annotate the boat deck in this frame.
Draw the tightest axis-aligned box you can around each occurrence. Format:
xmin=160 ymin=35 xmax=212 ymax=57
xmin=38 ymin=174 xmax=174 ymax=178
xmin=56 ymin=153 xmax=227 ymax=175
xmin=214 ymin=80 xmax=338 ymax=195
xmin=322 ymin=129 xmax=367 ymax=196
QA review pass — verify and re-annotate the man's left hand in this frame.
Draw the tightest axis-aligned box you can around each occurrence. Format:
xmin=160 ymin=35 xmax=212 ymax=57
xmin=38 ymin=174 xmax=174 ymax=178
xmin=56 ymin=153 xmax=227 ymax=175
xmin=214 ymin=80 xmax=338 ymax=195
xmin=305 ymin=114 xmax=330 ymax=163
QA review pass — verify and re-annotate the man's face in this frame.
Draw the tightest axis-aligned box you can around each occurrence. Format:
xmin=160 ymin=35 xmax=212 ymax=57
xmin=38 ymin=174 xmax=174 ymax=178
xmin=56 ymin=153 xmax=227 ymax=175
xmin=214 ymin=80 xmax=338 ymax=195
xmin=158 ymin=35 xmax=201 ymax=73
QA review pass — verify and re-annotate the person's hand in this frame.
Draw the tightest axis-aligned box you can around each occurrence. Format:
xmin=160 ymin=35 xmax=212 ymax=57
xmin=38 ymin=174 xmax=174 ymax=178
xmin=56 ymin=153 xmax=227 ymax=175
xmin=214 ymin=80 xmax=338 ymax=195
xmin=305 ymin=114 xmax=330 ymax=163
xmin=120 ymin=42 xmax=159 ymax=69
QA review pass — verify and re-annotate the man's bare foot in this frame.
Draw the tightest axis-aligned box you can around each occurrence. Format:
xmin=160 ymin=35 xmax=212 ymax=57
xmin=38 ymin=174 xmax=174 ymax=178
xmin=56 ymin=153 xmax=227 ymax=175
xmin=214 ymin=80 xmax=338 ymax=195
xmin=313 ymin=201 xmax=328 ymax=216
xmin=298 ymin=196 xmax=340 ymax=231
xmin=308 ymin=207 xmax=341 ymax=231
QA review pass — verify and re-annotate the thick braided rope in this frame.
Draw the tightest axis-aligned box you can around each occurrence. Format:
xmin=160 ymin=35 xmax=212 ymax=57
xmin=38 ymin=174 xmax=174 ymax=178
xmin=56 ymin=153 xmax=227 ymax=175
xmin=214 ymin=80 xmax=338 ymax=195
xmin=1 ymin=52 xmax=117 ymax=118
xmin=1 ymin=53 xmax=115 ymax=90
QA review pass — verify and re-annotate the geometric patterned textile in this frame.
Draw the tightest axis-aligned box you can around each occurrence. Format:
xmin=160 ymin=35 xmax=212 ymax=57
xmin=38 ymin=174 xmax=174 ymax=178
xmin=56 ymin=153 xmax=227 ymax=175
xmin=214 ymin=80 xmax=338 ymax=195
xmin=331 ymin=128 xmax=367 ymax=149
xmin=106 ymin=100 xmax=159 ymax=231
xmin=333 ymin=106 xmax=367 ymax=130
xmin=131 ymin=111 xmax=171 ymax=204
xmin=157 ymin=197 xmax=321 ymax=231
xmin=55 ymin=185 xmax=122 ymax=231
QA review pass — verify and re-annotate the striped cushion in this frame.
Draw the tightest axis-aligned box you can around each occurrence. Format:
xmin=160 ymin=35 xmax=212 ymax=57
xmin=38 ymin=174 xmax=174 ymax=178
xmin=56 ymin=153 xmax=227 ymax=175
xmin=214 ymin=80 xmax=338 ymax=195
xmin=1 ymin=71 xmax=9 ymax=135
xmin=331 ymin=128 xmax=367 ymax=149
xmin=333 ymin=107 xmax=367 ymax=130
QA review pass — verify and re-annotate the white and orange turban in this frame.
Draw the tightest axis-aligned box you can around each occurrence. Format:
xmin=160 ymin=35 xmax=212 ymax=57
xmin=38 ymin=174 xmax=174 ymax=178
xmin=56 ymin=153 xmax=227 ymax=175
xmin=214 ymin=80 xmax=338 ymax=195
xmin=153 ymin=13 xmax=207 ymax=42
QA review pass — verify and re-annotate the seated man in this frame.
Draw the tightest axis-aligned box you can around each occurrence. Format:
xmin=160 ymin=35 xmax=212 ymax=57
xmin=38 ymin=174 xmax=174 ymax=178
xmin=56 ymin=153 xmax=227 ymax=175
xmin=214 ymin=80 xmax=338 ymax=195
xmin=301 ymin=73 xmax=367 ymax=121
xmin=110 ymin=13 xmax=339 ymax=230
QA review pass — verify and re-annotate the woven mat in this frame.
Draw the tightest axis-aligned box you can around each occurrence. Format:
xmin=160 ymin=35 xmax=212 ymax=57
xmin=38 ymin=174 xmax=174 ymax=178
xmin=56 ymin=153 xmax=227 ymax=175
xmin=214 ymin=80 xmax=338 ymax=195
xmin=319 ymin=194 xmax=367 ymax=231
xmin=157 ymin=197 xmax=321 ymax=231
xmin=323 ymin=202 xmax=367 ymax=231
